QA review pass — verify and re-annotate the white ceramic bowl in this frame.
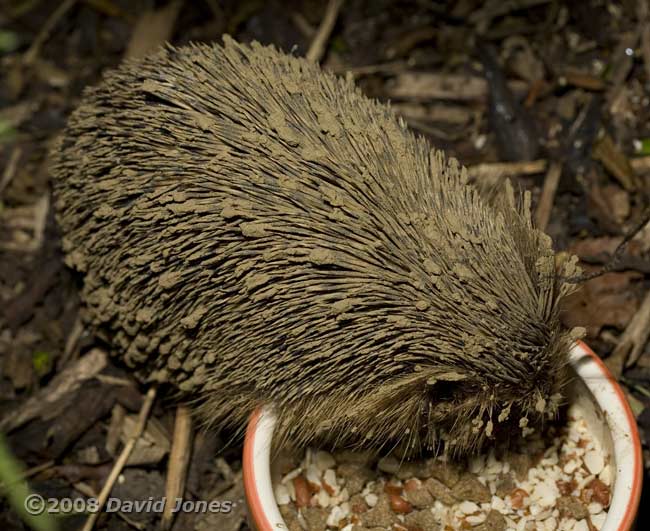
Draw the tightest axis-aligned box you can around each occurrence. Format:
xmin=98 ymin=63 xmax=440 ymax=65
xmin=243 ymin=341 xmax=642 ymax=531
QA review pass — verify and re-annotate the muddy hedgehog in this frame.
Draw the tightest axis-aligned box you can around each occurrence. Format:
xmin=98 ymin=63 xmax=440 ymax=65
xmin=51 ymin=36 xmax=582 ymax=455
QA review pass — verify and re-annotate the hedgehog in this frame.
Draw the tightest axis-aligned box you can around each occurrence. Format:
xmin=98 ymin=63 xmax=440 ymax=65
xmin=50 ymin=36 xmax=583 ymax=456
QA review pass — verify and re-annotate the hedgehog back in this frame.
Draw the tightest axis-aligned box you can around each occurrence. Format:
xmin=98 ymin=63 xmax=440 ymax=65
xmin=51 ymin=37 xmax=578 ymax=453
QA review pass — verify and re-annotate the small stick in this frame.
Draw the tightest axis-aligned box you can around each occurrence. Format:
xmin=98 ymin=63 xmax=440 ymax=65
xmin=73 ymin=482 xmax=145 ymax=530
xmin=0 ymin=147 xmax=21 ymax=196
xmin=160 ymin=405 xmax=193 ymax=530
xmin=23 ymin=0 xmax=77 ymax=65
xmin=534 ymin=161 xmax=563 ymax=231
xmin=467 ymin=159 xmax=547 ymax=180
xmin=0 ymin=460 xmax=54 ymax=490
xmin=305 ymin=0 xmax=344 ymax=63
xmin=567 ymin=204 xmax=650 ymax=284
xmin=639 ymin=0 xmax=650 ymax=84
xmin=630 ymin=155 xmax=650 ymax=173
xmin=605 ymin=289 xmax=650 ymax=377
xmin=81 ymin=386 xmax=157 ymax=531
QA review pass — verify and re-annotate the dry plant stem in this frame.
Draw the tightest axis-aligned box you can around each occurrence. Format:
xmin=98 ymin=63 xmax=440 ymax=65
xmin=0 ymin=460 xmax=54 ymax=490
xmin=0 ymin=147 xmax=21 ymax=196
xmin=292 ymin=12 xmax=316 ymax=39
xmin=161 ymin=406 xmax=193 ymax=531
xmin=81 ymin=386 xmax=157 ymax=531
xmin=606 ymin=31 xmax=640 ymax=110
xmin=124 ymin=0 xmax=183 ymax=61
xmin=105 ymin=404 xmax=126 ymax=457
xmin=23 ymin=0 xmax=77 ymax=65
xmin=567 ymin=204 xmax=650 ymax=284
xmin=386 ymin=72 xmax=527 ymax=102
xmin=305 ymin=0 xmax=344 ymax=63
xmin=467 ymin=160 xmax=547 ymax=180
xmin=631 ymin=155 xmax=650 ymax=173
xmin=74 ymin=482 xmax=145 ymax=531
xmin=534 ymin=162 xmax=563 ymax=231
xmin=61 ymin=314 xmax=84 ymax=366
xmin=606 ymin=289 xmax=650 ymax=378
xmin=638 ymin=0 xmax=650 ymax=84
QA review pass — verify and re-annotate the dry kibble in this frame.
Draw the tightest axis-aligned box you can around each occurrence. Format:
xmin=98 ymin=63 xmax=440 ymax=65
xmin=509 ymin=488 xmax=529 ymax=510
xmin=452 ymin=474 xmax=492 ymax=503
xmin=494 ymin=474 xmax=516 ymax=498
xmin=349 ymin=494 xmax=368 ymax=514
xmin=424 ymin=477 xmax=458 ymax=505
xmin=404 ymin=479 xmax=420 ymax=492
xmin=404 ymin=482 xmax=434 ymax=509
xmin=427 ymin=460 xmax=462 ymax=487
xmin=557 ymin=496 xmax=589 ymax=520
xmin=394 ymin=461 xmax=428 ymax=480
xmin=583 ymin=478 xmax=611 ymax=507
xmin=378 ymin=457 xmax=401 ymax=474
xmin=475 ymin=510 xmax=507 ymax=531
xmin=404 ymin=509 xmax=440 ymax=530
xmin=315 ymin=451 xmax=336 ymax=471
xmin=388 ymin=494 xmax=413 ymax=514
xmin=302 ymin=506 xmax=328 ymax=531
xmin=556 ymin=479 xmax=576 ymax=496
xmin=507 ymin=453 xmax=533 ymax=481
xmin=384 ymin=482 xmax=403 ymax=496
xmin=293 ymin=475 xmax=311 ymax=508
xmin=273 ymin=406 xmax=609 ymax=530
xmin=361 ymin=495 xmax=399 ymax=528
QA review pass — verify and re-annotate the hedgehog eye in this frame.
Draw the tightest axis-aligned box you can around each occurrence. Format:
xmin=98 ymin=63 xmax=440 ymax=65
xmin=429 ymin=380 xmax=460 ymax=402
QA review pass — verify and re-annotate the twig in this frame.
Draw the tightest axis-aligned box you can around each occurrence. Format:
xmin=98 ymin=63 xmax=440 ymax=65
xmin=60 ymin=315 xmax=84 ymax=366
xmin=639 ymin=0 xmax=650 ymax=84
xmin=105 ymin=404 xmax=126 ymax=457
xmin=631 ymin=155 xmax=650 ymax=173
xmin=23 ymin=0 xmax=77 ymax=65
xmin=606 ymin=31 xmax=640 ymax=109
xmin=333 ymin=60 xmax=408 ymax=77
xmin=0 ymin=460 xmax=54 ymax=490
xmin=467 ymin=159 xmax=547 ymax=180
xmin=386 ymin=72 xmax=528 ymax=102
xmin=292 ymin=12 xmax=315 ymax=39
xmin=567 ymin=204 xmax=650 ymax=284
xmin=73 ymin=482 xmax=145 ymax=530
xmin=124 ymin=0 xmax=183 ymax=61
xmin=534 ymin=161 xmax=563 ymax=231
xmin=605 ymin=289 xmax=650 ymax=378
xmin=305 ymin=0 xmax=344 ymax=63
xmin=81 ymin=386 xmax=157 ymax=531
xmin=0 ymin=147 xmax=21 ymax=196
xmin=160 ymin=406 xmax=193 ymax=530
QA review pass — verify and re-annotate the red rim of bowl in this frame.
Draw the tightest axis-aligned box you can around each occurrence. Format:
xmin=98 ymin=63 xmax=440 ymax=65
xmin=244 ymin=340 xmax=643 ymax=531
xmin=576 ymin=340 xmax=642 ymax=531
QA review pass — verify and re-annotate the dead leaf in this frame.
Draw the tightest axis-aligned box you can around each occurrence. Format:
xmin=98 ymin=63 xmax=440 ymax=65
xmin=0 ymin=348 xmax=107 ymax=432
xmin=122 ymin=416 xmax=170 ymax=466
xmin=561 ymin=272 xmax=642 ymax=336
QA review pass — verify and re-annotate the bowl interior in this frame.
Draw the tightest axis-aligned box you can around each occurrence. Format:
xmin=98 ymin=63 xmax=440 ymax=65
xmin=244 ymin=341 xmax=642 ymax=531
